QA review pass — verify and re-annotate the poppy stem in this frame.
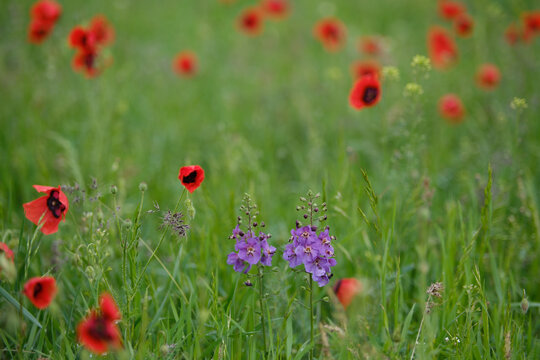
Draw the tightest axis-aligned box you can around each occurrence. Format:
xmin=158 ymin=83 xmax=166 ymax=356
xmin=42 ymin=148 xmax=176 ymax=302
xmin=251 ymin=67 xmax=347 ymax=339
xmin=258 ymin=265 xmax=267 ymax=358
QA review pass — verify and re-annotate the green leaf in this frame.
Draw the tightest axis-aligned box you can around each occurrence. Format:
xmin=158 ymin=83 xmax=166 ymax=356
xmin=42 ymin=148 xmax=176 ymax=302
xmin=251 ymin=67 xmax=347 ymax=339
xmin=0 ymin=284 xmax=42 ymax=329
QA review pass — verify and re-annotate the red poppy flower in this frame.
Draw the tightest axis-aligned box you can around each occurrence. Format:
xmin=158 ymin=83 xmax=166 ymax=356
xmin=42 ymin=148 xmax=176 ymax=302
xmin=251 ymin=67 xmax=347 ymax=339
xmin=89 ymin=15 xmax=115 ymax=46
xmin=522 ymin=11 xmax=540 ymax=41
xmin=237 ymin=7 xmax=264 ymax=36
xmin=454 ymin=13 xmax=474 ymax=37
xmin=438 ymin=94 xmax=465 ymax=123
xmin=178 ymin=165 xmax=205 ymax=193
xmin=438 ymin=0 xmax=465 ymax=20
xmin=428 ymin=26 xmax=458 ymax=69
xmin=314 ymin=18 xmax=346 ymax=52
xmin=504 ymin=23 xmax=521 ymax=45
xmin=23 ymin=185 xmax=69 ymax=235
xmin=173 ymin=51 xmax=198 ymax=77
xmin=0 ymin=242 xmax=15 ymax=275
xmin=72 ymin=49 xmax=100 ymax=78
xmin=100 ymin=293 xmax=121 ymax=322
xmin=358 ymin=35 xmax=382 ymax=56
xmin=351 ymin=60 xmax=381 ymax=80
xmin=68 ymin=26 xmax=97 ymax=51
xmin=0 ymin=242 xmax=14 ymax=262
xmin=349 ymin=75 xmax=381 ymax=110
xmin=27 ymin=0 xmax=61 ymax=45
xmin=23 ymin=276 xmax=57 ymax=309
xmin=78 ymin=312 xmax=122 ymax=354
xmin=28 ymin=19 xmax=53 ymax=44
xmin=476 ymin=64 xmax=500 ymax=90
xmin=261 ymin=0 xmax=289 ymax=20
xmin=31 ymin=0 xmax=62 ymax=24
xmin=333 ymin=278 xmax=361 ymax=309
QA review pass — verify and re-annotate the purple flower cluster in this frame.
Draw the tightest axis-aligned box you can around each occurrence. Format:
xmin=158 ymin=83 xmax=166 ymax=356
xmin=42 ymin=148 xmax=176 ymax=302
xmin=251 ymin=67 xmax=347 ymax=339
xmin=283 ymin=225 xmax=336 ymax=287
xmin=227 ymin=225 xmax=276 ymax=273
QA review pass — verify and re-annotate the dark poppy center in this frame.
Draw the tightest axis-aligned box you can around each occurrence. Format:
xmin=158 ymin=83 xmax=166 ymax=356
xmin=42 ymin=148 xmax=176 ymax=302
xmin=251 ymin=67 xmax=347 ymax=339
xmin=183 ymin=171 xmax=198 ymax=184
xmin=84 ymin=53 xmax=96 ymax=69
xmin=33 ymin=283 xmax=43 ymax=298
xmin=88 ymin=317 xmax=113 ymax=341
xmin=47 ymin=190 xmax=66 ymax=218
xmin=244 ymin=15 xmax=257 ymax=28
xmin=363 ymin=87 xmax=379 ymax=104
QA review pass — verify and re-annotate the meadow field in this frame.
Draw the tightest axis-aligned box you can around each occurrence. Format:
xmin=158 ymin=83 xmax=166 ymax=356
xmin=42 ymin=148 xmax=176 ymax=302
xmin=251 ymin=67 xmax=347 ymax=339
xmin=1 ymin=0 xmax=539 ymax=358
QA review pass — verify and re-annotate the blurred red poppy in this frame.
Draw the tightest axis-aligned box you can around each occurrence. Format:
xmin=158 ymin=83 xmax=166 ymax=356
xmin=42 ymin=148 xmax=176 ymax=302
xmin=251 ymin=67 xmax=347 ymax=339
xmin=237 ymin=7 xmax=264 ymax=36
xmin=475 ymin=64 xmax=500 ymax=90
xmin=100 ymin=293 xmax=121 ymax=322
xmin=314 ymin=18 xmax=346 ymax=52
xmin=438 ymin=0 xmax=465 ymax=20
xmin=504 ymin=23 xmax=521 ymax=45
xmin=23 ymin=185 xmax=69 ymax=235
xmin=27 ymin=0 xmax=61 ymax=44
xmin=523 ymin=11 xmax=540 ymax=41
xmin=77 ymin=293 xmax=122 ymax=354
xmin=179 ymin=165 xmax=205 ymax=193
xmin=90 ymin=15 xmax=115 ymax=46
xmin=333 ymin=278 xmax=361 ymax=309
xmin=23 ymin=276 xmax=57 ymax=309
xmin=428 ymin=26 xmax=458 ymax=69
xmin=173 ymin=51 xmax=198 ymax=77
xmin=31 ymin=0 xmax=61 ymax=23
xmin=454 ymin=13 xmax=474 ymax=37
xmin=349 ymin=75 xmax=381 ymax=110
xmin=0 ymin=242 xmax=15 ymax=275
xmin=358 ymin=36 xmax=382 ymax=56
xmin=439 ymin=94 xmax=465 ymax=123
xmin=351 ymin=60 xmax=381 ymax=79
xmin=261 ymin=0 xmax=289 ymax=20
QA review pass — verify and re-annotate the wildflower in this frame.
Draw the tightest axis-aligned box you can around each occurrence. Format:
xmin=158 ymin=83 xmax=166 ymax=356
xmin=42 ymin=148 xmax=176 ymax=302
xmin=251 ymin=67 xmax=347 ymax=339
xmin=351 ymin=60 xmax=381 ymax=80
xmin=228 ymin=226 xmax=275 ymax=272
xmin=333 ymin=278 xmax=361 ymax=309
xmin=454 ymin=13 xmax=474 ymax=37
xmin=261 ymin=0 xmax=289 ymax=20
xmin=23 ymin=276 xmax=57 ymax=309
xmin=227 ymin=195 xmax=276 ymax=273
xmin=349 ymin=75 xmax=381 ymax=110
xmin=314 ymin=18 xmax=346 ymax=52
xmin=438 ymin=94 xmax=464 ymax=123
xmin=0 ymin=242 xmax=15 ymax=278
xmin=475 ymin=63 xmax=500 ymax=90
xmin=382 ymin=66 xmax=400 ymax=81
xmin=403 ymin=82 xmax=424 ymax=98
xmin=161 ymin=210 xmax=190 ymax=238
xmin=283 ymin=225 xmax=336 ymax=287
xmin=27 ymin=0 xmax=61 ymax=44
xmin=72 ymin=49 xmax=100 ymax=78
xmin=523 ymin=11 xmax=540 ymax=41
xmin=427 ymin=26 xmax=458 ymax=69
xmin=78 ymin=293 xmax=122 ymax=354
xmin=237 ymin=7 xmax=264 ymax=36
xmin=173 ymin=51 xmax=198 ymax=77
xmin=358 ymin=35 xmax=382 ymax=56
xmin=89 ymin=15 xmax=115 ymax=46
xmin=510 ymin=97 xmax=527 ymax=112
xmin=23 ymin=185 xmax=69 ymax=235
xmin=178 ymin=165 xmax=205 ymax=193
xmin=504 ymin=23 xmax=521 ymax=45
xmin=438 ymin=0 xmax=465 ymax=20
xmin=68 ymin=15 xmax=114 ymax=78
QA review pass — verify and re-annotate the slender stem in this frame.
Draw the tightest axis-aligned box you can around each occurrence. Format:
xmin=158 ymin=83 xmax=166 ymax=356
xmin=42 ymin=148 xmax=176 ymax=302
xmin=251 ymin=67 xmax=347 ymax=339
xmin=309 ymin=276 xmax=314 ymax=360
xmin=130 ymin=188 xmax=186 ymax=302
xmin=258 ymin=265 xmax=267 ymax=358
xmin=410 ymin=295 xmax=430 ymax=360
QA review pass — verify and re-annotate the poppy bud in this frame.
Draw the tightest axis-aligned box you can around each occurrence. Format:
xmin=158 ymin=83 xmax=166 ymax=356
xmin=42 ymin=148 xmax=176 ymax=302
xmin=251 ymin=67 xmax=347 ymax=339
xmin=110 ymin=185 xmax=118 ymax=195
xmin=138 ymin=182 xmax=148 ymax=192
